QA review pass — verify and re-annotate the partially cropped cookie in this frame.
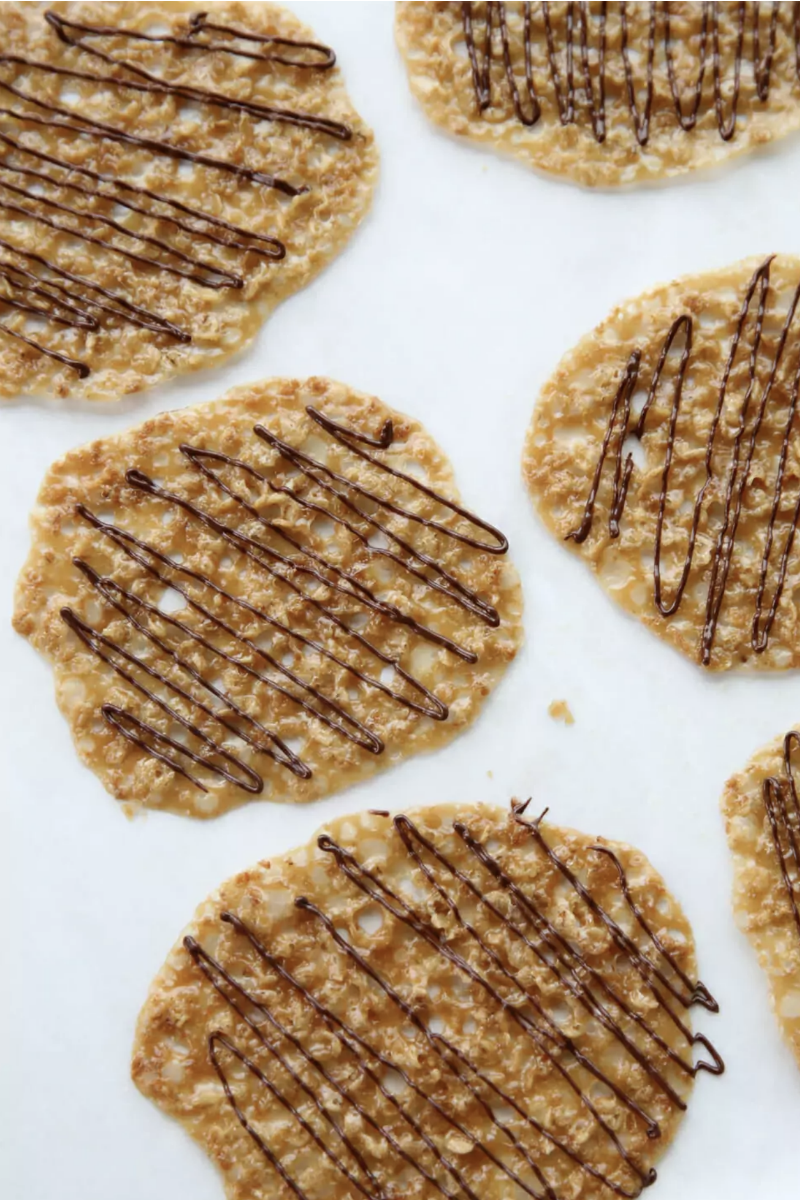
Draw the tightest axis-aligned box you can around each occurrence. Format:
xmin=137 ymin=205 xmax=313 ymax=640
xmin=523 ymin=254 xmax=800 ymax=670
xmin=0 ymin=3 xmax=377 ymax=400
xmin=722 ymin=728 xmax=800 ymax=1067
xmin=13 ymin=377 xmax=522 ymax=816
xmin=133 ymin=800 xmax=723 ymax=1200
xmin=396 ymin=2 xmax=800 ymax=187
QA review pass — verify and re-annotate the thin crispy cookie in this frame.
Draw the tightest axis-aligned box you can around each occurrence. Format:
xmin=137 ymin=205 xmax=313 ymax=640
xmin=13 ymin=378 xmax=522 ymax=817
xmin=395 ymin=3 xmax=800 ymax=188
xmin=0 ymin=2 xmax=377 ymax=400
xmin=523 ymin=254 xmax=800 ymax=671
xmin=133 ymin=801 xmax=722 ymax=1200
xmin=722 ymin=729 xmax=800 ymax=1068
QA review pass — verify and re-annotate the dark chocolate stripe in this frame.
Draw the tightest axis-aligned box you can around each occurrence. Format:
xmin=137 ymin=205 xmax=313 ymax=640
xmin=73 ymin=506 xmax=385 ymax=760
xmin=72 ymin=558 xmax=309 ymax=779
xmin=186 ymin=12 xmax=337 ymax=70
xmin=463 ymin=0 xmax=540 ymax=124
xmin=0 ymin=279 xmax=87 ymax=329
xmin=394 ymin=814 xmax=712 ymax=1103
xmin=664 ymin=1 xmax=708 ymax=130
xmin=306 ymin=407 xmax=509 ymax=555
xmin=0 ymin=231 xmax=189 ymax=342
xmin=45 ymin=11 xmax=351 ymax=139
xmin=764 ymin=731 xmax=800 ymax=938
xmin=209 ymin=1032 xmax=383 ymax=1200
xmin=0 ymin=259 xmax=97 ymax=328
xmin=314 ymin=836 xmax=663 ymax=1165
xmin=59 ymin=10 xmax=337 ymax=71
xmin=511 ymin=801 xmax=720 ymax=1014
xmin=454 ymin=821 xmax=722 ymax=1071
xmin=0 ymin=171 xmax=243 ymax=291
xmin=179 ymin=443 xmax=478 ymax=660
xmin=621 ymin=1 xmax=656 ymax=145
xmin=122 ymin=468 xmax=449 ymax=723
xmin=0 ymin=72 xmax=303 ymax=196
xmin=462 ymin=2 xmax=797 ymax=145
xmin=308 ymin=810 xmax=721 ymax=1189
xmin=212 ymin=911 xmax=555 ymax=1200
xmin=0 ymin=126 xmax=284 ymax=259
xmin=0 ymin=306 xmax=88 ymax=376
xmin=60 ymin=605 xmax=266 ymax=795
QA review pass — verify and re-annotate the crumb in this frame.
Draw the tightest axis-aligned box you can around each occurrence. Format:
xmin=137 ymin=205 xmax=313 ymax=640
xmin=548 ymin=700 xmax=575 ymax=725
xmin=487 ymin=770 xmax=493 ymax=779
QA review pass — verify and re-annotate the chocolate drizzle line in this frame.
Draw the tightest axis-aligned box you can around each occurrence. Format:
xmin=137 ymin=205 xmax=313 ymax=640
xmin=188 ymin=915 xmax=552 ymax=1200
xmin=763 ymin=731 xmax=800 ymax=938
xmin=0 ymin=287 xmax=89 ymax=376
xmin=0 ymin=9 xmax=349 ymax=375
xmin=567 ymin=255 xmax=800 ymax=665
xmin=461 ymin=2 xmax=797 ymax=145
xmin=48 ymin=11 xmax=339 ymax=72
xmin=46 ymin=11 xmax=351 ymax=139
xmin=510 ymin=801 xmax=719 ymax=1014
xmin=0 ymin=169 xmax=243 ymax=291
xmin=463 ymin=0 xmax=539 ymax=124
xmin=0 ymin=231 xmax=189 ymax=343
xmin=60 ymin=409 xmax=508 ymax=797
xmin=0 ymin=75 xmax=299 ymax=196
xmin=315 ymin=837 xmax=661 ymax=1159
xmin=208 ymin=1029 xmax=381 ymax=1200
xmin=396 ymin=816 xmax=720 ymax=1088
xmin=180 ymin=806 xmax=721 ymax=1200
xmin=72 ymin=506 xmax=384 ymax=761
xmin=0 ymin=259 xmax=96 ymax=329
xmin=185 ymin=13 xmax=337 ymax=71
xmin=179 ymin=440 xmax=485 ymax=658
xmin=0 ymin=126 xmax=284 ymax=258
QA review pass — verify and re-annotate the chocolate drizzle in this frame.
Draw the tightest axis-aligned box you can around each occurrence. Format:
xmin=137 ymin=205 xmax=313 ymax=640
xmin=60 ymin=408 xmax=508 ymax=797
xmin=763 ymin=731 xmax=800 ymax=938
xmin=184 ymin=13 xmax=337 ymax=71
xmin=567 ymin=255 xmax=800 ymax=665
xmin=45 ymin=11 xmax=351 ymax=139
xmin=181 ymin=804 xmax=721 ymax=1200
xmin=461 ymin=2 xmax=798 ymax=145
xmin=0 ymin=8 xmax=349 ymax=376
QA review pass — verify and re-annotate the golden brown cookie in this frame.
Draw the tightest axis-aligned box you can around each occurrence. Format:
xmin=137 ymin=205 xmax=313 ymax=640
xmin=523 ymin=254 xmax=800 ymax=670
xmin=0 ymin=2 xmax=377 ymax=400
xmin=13 ymin=377 xmax=523 ymax=817
xmin=722 ymin=727 xmax=800 ymax=1068
xmin=396 ymin=2 xmax=800 ymax=187
xmin=133 ymin=800 xmax=723 ymax=1200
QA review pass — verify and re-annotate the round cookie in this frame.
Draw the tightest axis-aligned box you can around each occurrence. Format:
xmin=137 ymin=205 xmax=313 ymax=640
xmin=396 ymin=3 xmax=800 ymax=188
xmin=13 ymin=377 xmax=522 ymax=816
xmin=523 ymin=254 xmax=800 ymax=670
xmin=133 ymin=800 xmax=723 ymax=1200
xmin=0 ymin=2 xmax=377 ymax=400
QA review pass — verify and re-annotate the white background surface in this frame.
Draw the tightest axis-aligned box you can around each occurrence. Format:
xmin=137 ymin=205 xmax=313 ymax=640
xmin=1 ymin=3 xmax=799 ymax=1197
